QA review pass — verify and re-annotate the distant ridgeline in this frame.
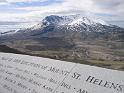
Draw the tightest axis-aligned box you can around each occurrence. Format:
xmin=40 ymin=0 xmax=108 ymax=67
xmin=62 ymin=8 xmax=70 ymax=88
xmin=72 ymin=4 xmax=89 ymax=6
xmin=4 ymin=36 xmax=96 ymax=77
xmin=0 ymin=14 xmax=124 ymax=41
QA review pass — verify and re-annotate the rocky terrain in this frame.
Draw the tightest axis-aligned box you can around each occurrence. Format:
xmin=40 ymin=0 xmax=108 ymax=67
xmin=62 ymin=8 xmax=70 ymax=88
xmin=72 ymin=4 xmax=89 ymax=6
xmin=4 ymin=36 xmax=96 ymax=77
xmin=0 ymin=14 xmax=124 ymax=70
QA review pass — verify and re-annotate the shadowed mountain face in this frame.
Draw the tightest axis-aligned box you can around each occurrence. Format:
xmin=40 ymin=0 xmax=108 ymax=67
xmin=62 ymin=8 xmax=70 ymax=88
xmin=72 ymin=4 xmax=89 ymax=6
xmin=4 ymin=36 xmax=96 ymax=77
xmin=0 ymin=45 xmax=26 ymax=54
xmin=0 ymin=14 xmax=124 ymax=70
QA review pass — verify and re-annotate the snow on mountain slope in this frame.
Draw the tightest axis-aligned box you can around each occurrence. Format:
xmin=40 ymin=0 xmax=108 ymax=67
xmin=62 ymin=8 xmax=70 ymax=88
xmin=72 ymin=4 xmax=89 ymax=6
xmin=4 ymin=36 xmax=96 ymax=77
xmin=42 ymin=14 xmax=109 ymax=26
xmin=42 ymin=15 xmax=72 ymax=25
xmin=68 ymin=18 xmax=93 ymax=26
xmin=0 ymin=14 xmax=122 ymax=36
xmin=23 ymin=14 xmax=111 ymax=34
xmin=69 ymin=17 xmax=109 ymax=26
xmin=0 ymin=30 xmax=17 ymax=36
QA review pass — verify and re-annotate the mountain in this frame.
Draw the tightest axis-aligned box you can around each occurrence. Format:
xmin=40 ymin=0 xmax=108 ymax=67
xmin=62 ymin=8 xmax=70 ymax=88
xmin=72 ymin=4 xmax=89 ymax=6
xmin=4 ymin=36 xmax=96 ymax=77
xmin=0 ymin=45 xmax=26 ymax=54
xmin=0 ymin=30 xmax=17 ymax=36
xmin=42 ymin=14 xmax=109 ymax=26
xmin=0 ymin=14 xmax=124 ymax=69
xmin=0 ymin=14 xmax=124 ymax=41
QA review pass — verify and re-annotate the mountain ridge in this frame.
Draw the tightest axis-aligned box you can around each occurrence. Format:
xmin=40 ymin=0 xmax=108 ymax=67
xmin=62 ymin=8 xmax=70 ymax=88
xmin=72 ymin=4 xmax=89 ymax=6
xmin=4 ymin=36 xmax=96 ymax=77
xmin=0 ymin=14 xmax=123 ymax=34
xmin=0 ymin=14 xmax=124 ymax=70
xmin=1 ymin=14 xmax=124 ymax=41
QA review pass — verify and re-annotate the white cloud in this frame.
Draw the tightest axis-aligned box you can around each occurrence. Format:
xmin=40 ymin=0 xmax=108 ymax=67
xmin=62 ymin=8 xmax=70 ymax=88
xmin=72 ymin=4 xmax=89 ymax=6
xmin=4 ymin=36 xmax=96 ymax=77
xmin=0 ymin=0 xmax=124 ymax=22
xmin=6 ymin=0 xmax=48 ymax=3
xmin=0 ymin=0 xmax=6 ymax=2
xmin=0 ymin=0 xmax=8 ymax=5
xmin=17 ymin=0 xmax=99 ymax=12
xmin=0 ymin=0 xmax=124 ymax=32
xmin=14 ymin=0 xmax=109 ymax=21
xmin=0 ymin=12 xmax=41 ymax=22
xmin=0 ymin=2 xmax=7 ymax=5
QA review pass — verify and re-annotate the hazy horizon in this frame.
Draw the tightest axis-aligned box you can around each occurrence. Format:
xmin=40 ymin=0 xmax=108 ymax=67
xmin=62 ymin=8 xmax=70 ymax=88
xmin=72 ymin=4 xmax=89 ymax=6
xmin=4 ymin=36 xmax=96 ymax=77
xmin=0 ymin=20 xmax=124 ymax=33
xmin=0 ymin=0 xmax=124 ymax=32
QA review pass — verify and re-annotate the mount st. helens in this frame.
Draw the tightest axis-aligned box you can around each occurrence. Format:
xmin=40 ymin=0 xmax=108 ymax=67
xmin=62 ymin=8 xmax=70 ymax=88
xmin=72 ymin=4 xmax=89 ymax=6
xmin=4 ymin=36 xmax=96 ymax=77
xmin=0 ymin=14 xmax=124 ymax=40
xmin=0 ymin=14 xmax=124 ymax=70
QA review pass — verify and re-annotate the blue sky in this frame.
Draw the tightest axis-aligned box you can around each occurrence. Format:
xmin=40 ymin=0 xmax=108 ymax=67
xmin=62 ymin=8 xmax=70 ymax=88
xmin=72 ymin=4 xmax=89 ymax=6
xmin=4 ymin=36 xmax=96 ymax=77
xmin=0 ymin=0 xmax=124 ymax=32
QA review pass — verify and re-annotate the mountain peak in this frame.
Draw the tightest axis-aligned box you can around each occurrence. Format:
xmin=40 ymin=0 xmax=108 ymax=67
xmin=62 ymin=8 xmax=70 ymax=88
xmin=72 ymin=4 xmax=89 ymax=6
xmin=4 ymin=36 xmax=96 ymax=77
xmin=42 ymin=14 xmax=109 ymax=26
xmin=42 ymin=15 xmax=64 ymax=25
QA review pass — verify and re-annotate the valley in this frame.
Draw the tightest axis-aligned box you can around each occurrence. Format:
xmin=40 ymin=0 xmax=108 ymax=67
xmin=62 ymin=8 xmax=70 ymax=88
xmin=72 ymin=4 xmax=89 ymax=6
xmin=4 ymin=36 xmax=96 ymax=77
xmin=1 ymin=38 xmax=124 ymax=71
xmin=0 ymin=14 xmax=124 ymax=71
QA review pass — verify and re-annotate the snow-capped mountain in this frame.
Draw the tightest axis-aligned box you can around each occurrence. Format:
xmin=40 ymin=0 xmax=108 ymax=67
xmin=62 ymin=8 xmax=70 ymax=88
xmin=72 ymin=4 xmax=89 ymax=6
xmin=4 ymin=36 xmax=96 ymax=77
xmin=42 ymin=14 xmax=109 ymax=26
xmin=0 ymin=14 xmax=124 ymax=62
xmin=28 ymin=14 xmax=120 ymax=34
xmin=0 ymin=14 xmax=124 ymax=41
